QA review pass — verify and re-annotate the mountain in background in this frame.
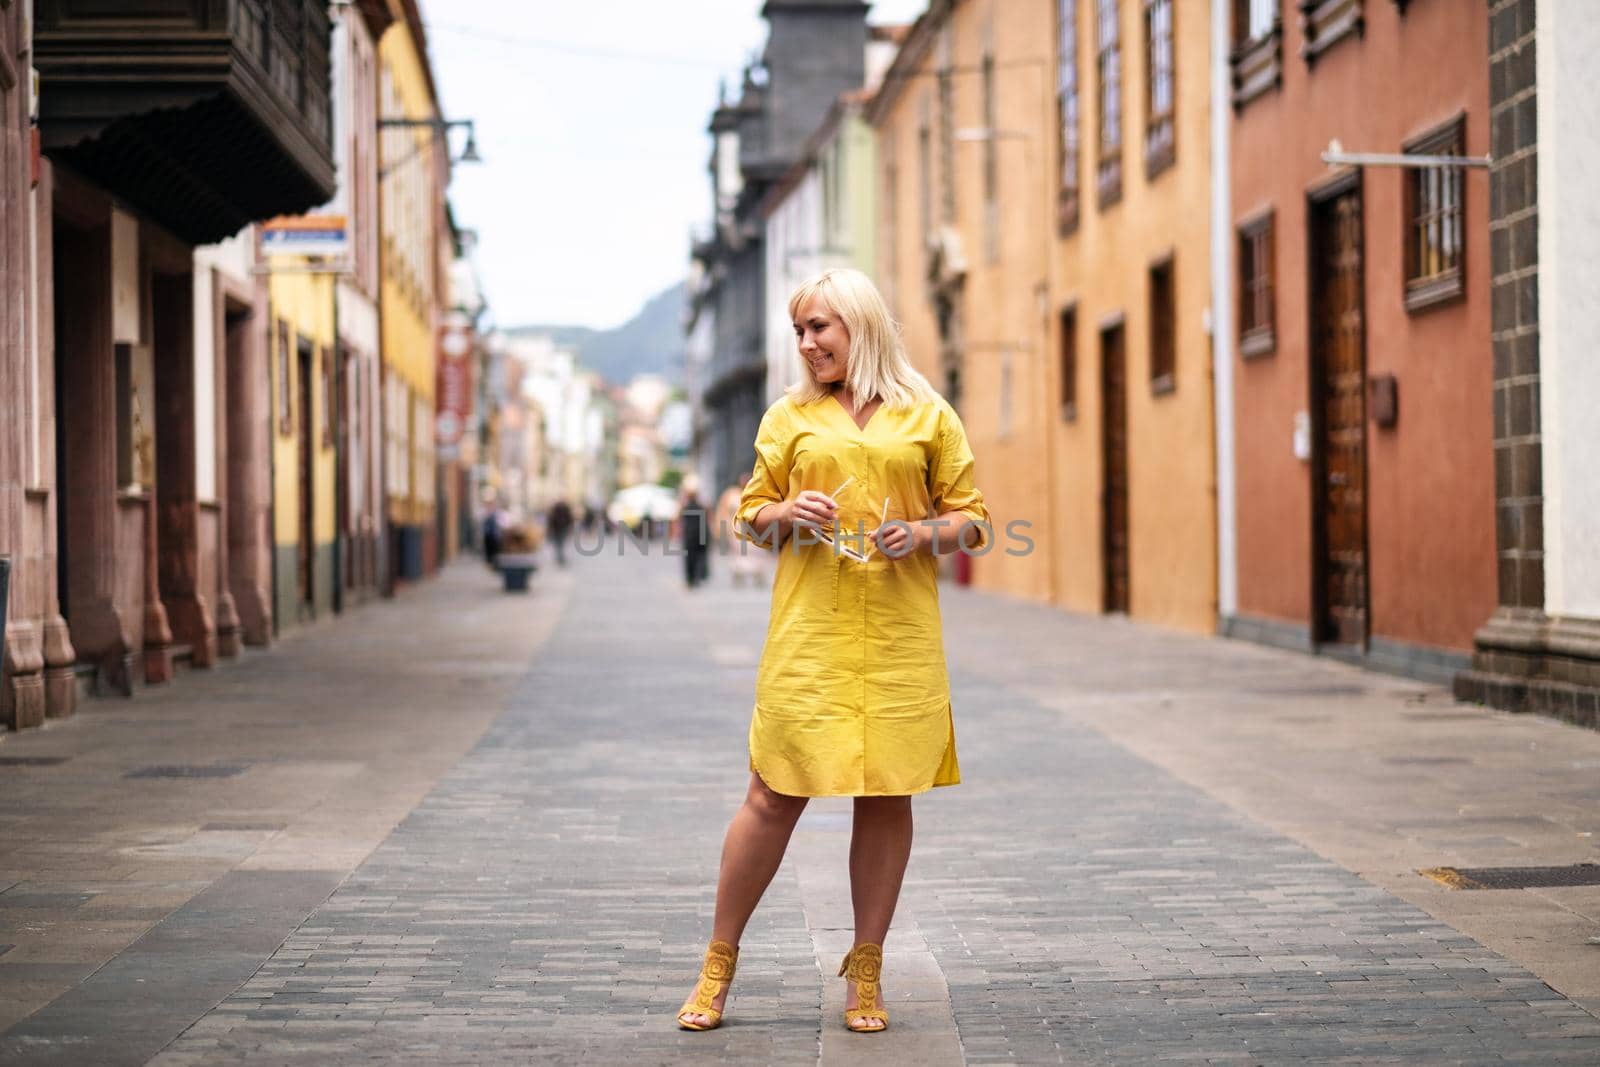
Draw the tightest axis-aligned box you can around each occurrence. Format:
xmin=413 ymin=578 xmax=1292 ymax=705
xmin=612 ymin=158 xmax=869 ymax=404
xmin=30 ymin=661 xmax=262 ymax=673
xmin=505 ymin=280 xmax=686 ymax=387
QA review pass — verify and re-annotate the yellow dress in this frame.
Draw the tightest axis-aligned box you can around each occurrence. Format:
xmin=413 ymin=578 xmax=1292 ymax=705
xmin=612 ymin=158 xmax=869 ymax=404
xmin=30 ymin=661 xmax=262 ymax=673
xmin=735 ymin=392 xmax=991 ymax=797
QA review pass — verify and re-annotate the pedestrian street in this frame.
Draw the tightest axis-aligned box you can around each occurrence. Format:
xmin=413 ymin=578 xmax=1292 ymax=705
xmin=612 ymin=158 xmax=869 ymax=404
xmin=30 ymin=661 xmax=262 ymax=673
xmin=1 ymin=549 xmax=1598 ymax=1065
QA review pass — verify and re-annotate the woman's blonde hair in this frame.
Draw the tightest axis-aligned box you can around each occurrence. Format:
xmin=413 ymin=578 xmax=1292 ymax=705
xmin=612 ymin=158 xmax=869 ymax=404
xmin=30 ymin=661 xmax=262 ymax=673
xmin=785 ymin=267 xmax=937 ymax=410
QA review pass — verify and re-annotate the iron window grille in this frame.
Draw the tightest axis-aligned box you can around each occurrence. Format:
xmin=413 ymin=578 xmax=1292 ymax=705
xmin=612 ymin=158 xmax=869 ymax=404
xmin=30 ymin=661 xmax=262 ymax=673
xmin=1403 ymin=115 xmax=1466 ymax=312
xmin=1096 ymin=0 xmax=1123 ymax=209
xmin=1144 ymin=0 xmax=1175 ymax=179
xmin=1057 ymin=0 xmax=1082 ymax=234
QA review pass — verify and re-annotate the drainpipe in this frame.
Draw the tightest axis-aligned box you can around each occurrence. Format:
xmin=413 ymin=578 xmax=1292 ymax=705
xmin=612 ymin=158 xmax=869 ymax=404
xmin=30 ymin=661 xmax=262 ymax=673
xmin=1209 ymin=0 xmax=1239 ymax=627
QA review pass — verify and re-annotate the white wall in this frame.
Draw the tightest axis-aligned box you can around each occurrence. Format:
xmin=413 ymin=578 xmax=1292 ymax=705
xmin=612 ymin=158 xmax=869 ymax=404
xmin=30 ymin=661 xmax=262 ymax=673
xmin=1537 ymin=0 xmax=1600 ymax=618
xmin=191 ymin=231 xmax=253 ymax=501
xmin=764 ymin=165 xmax=823 ymax=406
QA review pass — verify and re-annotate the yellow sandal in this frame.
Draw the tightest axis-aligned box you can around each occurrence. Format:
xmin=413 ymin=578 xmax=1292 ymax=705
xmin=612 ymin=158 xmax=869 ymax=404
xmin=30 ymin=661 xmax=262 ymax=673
xmin=839 ymin=943 xmax=888 ymax=1033
xmin=677 ymin=940 xmax=738 ymax=1031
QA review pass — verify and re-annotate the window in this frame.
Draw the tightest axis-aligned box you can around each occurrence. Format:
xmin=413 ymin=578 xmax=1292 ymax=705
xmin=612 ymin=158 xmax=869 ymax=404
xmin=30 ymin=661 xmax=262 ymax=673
xmin=1060 ymin=306 xmax=1079 ymax=420
xmin=1404 ymin=116 xmax=1466 ymax=311
xmin=1056 ymin=0 xmax=1081 ymax=233
xmin=1238 ymin=0 xmax=1277 ymax=39
xmin=1149 ymin=257 xmax=1175 ymax=394
xmin=1238 ymin=213 xmax=1275 ymax=357
xmin=115 ymin=343 xmax=134 ymax=487
xmin=1095 ymin=0 xmax=1123 ymax=208
xmin=277 ymin=318 xmax=292 ymax=435
xmin=1230 ymin=0 xmax=1281 ymax=108
xmin=1144 ymin=0 xmax=1175 ymax=177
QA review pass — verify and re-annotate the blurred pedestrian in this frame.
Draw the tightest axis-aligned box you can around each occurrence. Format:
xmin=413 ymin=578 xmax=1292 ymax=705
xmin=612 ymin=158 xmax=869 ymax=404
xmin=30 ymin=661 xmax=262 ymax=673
xmin=679 ymin=476 xmax=710 ymax=589
xmin=677 ymin=268 xmax=990 ymax=1035
xmin=481 ymin=499 xmax=503 ymax=569
xmin=715 ymin=472 xmax=763 ymax=588
xmin=546 ymin=499 xmax=574 ymax=567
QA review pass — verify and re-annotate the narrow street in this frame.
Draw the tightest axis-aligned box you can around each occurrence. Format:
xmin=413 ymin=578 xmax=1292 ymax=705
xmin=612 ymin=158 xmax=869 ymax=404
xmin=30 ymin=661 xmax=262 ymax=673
xmin=2 ymin=547 xmax=1598 ymax=1065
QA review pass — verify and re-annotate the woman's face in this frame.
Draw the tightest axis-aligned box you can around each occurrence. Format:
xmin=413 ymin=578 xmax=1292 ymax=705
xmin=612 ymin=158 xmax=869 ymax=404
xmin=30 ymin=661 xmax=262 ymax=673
xmin=794 ymin=295 xmax=849 ymax=385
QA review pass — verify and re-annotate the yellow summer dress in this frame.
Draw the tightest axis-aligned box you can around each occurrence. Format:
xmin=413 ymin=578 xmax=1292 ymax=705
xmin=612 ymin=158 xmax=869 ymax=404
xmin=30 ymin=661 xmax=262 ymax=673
xmin=734 ymin=392 xmax=991 ymax=797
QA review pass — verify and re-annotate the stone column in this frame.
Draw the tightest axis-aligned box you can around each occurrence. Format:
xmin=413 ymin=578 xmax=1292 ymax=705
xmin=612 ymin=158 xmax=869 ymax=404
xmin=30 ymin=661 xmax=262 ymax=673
xmin=211 ymin=281 xmax=242 ymax=658
xmin=0 ymin=0 xmax=45 ymax=729
xmin=56 ymin=209 xmax=136 ymax=695
xmin=227 ymin=270 xmax=275 ymax=646
xmin=35 ymin=165 xmax=78 ymax=718
xmin=1455 ymin=0 xmax=1600 ymax=728
xmin=153 ymin=269 xmax=216 ymax=669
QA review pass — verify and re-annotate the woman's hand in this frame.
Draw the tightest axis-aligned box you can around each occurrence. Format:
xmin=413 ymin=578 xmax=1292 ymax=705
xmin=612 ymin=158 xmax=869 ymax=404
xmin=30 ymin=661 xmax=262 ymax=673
xmin=869 ymin=520 xmax=926 ymax=559
xmin=783 ymin=491 xmax=838 ymax=530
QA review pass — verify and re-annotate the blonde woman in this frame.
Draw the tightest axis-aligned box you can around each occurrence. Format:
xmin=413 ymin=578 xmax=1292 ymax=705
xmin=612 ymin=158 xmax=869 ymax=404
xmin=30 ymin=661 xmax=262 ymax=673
xmin=677 ymin=268 xmax=989 ymax=1034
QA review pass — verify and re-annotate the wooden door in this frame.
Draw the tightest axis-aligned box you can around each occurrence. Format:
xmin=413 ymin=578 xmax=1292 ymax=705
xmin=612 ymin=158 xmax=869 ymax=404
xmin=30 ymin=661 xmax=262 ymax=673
xmin=297 ymin=340 xmax=315 ymax=619
xmin=1310 ymin=180 xmax=1368 ymax=647
xmin=1101 ymin=321 xmax=1130 ymax=614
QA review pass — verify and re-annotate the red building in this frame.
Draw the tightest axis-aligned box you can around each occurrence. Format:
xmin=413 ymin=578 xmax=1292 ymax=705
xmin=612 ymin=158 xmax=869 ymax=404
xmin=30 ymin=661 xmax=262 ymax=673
xmin=1222 ymin=1 xmax=1494 ymax=682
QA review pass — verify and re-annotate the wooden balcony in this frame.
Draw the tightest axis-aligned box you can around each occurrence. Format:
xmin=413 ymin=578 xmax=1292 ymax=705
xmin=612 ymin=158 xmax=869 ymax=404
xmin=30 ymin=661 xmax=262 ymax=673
xmin=34 ymin=0 xmax=337 ymax=245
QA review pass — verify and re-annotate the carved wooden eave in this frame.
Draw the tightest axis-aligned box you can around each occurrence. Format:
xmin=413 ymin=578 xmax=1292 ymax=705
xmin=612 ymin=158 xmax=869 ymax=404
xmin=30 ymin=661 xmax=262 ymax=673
xmin=33 ymin=0 xmax=337 ymax=245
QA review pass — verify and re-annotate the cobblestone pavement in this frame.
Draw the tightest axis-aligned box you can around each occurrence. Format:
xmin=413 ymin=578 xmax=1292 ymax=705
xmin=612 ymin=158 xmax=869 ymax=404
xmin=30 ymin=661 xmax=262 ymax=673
xmin=6 ymin=544 xmax=1600 ymax=1064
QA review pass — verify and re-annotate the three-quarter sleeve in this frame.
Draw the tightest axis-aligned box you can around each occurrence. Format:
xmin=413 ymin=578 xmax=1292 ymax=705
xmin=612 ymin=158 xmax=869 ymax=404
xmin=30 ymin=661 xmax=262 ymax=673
xmin=931 ymin=404 xmax=992 ymax=549
xmin=734 ymin=405 xmax=791 ymax=550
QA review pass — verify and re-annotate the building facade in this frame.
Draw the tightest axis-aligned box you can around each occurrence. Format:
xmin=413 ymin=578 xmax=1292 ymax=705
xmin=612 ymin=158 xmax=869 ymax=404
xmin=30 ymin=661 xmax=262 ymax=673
xmin=1048 ymin=0 xmax=1216 ymax=628
xmin=1219 ymin=0 xmax=1494 ymax=681
xmin=1455 ymin=0 xmax=1600 ymax=726
xmin=333 ymin=0 xmax=391 ymax=609
xmin=1 ymin=0 xmax=77 ymax=728
xmin=377 ymin=0 xmax=446 ymax=583
xmin=13 ymin=0 xmax=336 ymax=718
xmin=869 ymin=0 xmax=1215 ymax=613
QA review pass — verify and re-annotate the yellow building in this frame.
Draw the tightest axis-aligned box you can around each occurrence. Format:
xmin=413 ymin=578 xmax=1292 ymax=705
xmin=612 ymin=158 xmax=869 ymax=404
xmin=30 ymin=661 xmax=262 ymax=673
xmin=377 ymin=1 xmax=445 ymax=580
xmin=871 ymin=0 xmax=1215 ymax=630
xmin=265 ymin=268 xmax=340 ymax=627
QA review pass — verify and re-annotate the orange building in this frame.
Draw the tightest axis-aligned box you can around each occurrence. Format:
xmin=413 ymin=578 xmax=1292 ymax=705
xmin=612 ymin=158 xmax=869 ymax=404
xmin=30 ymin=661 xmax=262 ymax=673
xmin=1046 ymin=0 xmax=1215 ymax=630
xmin=870 ymin=0 xmax=1216 ymax=629
xmin=869 ymin=0 xmax=1056 ymax=602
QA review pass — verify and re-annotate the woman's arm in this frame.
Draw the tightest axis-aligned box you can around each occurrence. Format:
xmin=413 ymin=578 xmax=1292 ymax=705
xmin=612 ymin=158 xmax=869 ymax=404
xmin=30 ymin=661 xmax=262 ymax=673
xmin=869 ymin=510 xmax=983 ymax=558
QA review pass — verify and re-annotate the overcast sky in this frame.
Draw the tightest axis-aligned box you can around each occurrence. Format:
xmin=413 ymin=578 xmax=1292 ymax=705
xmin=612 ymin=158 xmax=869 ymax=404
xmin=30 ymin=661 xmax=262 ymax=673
xmin=427 ymin=0 xmax=927 ymax=331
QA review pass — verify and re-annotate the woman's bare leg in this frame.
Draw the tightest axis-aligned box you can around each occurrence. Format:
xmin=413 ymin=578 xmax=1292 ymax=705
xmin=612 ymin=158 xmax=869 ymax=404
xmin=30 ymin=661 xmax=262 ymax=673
xmin=679 ymin=773 xmax=809 ymax=1027
xmin=844 ymin=795 xmax=913 ymax=1031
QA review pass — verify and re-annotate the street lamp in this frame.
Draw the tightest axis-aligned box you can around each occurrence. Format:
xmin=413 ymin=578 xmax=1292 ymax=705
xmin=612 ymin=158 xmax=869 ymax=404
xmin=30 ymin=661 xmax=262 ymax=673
xmin=377 ymin=117 xmax=482 ymax=177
